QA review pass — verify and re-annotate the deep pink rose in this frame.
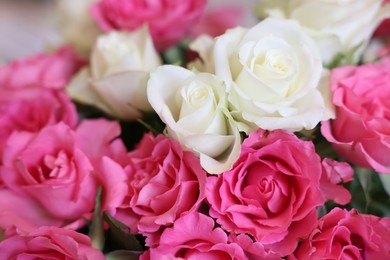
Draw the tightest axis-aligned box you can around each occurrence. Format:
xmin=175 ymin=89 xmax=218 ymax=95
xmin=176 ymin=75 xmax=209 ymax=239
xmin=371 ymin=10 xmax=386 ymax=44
xmin=0 ymin=88 xmax=77 ymax=163
xmin=321 ymin=58 xmax=390 ymax=174
xmin=0 ymin=123 xmax=98 ymax=230
xmin=206 ymin=129 xmax=324 ymax=256
xmin=91 ymin=0 xmax=207 ymax=51
xmin=0 ymin=46 xmax=85 ymax=90
xmin=291 ymin=208 xmax=390 ymax=259
xmin=320 ymin=158 xmax=354 ymax=205
xmin=113 ymin=133 xmax=207 ymax=247
xmin=141 ymin=212 xmax=246 ymax=260
xmin=228 ymin=234 xmax=282 ymax=260
xmin=0 ymin=226 xmax=104 ymax=260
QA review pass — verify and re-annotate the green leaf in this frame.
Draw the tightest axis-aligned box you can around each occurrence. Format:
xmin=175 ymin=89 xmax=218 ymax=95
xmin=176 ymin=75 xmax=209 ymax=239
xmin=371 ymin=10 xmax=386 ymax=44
xmin=89 ymin=186 xmax=105 ymax=250
xmin=103 ymin=212 xmax=144 ymax=251
xmin=378 ymin=173 xmax=390 ymax=197
xmin=355 ymin=167 xmax=372 ymax=212
xmin=105 ymin=250 xmax=143 ymax=260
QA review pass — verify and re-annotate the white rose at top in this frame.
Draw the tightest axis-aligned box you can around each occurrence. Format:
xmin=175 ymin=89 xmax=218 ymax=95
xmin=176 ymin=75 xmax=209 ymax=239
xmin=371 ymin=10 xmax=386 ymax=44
xmin=192 ymin=18 xmax=334 ymax=133
xmin=256 ymin=0 xmax=390 ymax=65
xmin=147 ymin=65 xmax=241 ymax=174
xmin=57 ymin=0 xmax=101 ymax=56
xmin=67 ymin=26 xmax=162 ymax=120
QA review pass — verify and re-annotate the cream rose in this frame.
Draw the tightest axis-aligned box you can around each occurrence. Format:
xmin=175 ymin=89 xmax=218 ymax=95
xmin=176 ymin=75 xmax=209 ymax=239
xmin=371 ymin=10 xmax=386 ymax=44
xmin=257 ymin=0 xmax=390 ymax=65
xmin=201 ymin=18 xmax=333 ymax=133
xmin=147 ymin=65 xmax=241 ymax=174
xmin=67 ymin=26 xmax=162 ymax=120
xmin=57 ymin=0 xmax=101 ymax=56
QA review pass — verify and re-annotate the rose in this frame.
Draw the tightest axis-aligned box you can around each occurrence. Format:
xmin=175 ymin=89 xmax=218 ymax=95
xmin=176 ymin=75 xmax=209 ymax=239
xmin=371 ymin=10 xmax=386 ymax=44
xmin=206 ymin=129 xmax=324 ymax=256
xmin=191 ymin=18 xmax=333 ymax=133
xmin=320 ymin=158 xmax=354 ymax=205
xmin=91 ymin=0 xmax=207 ymax=51
xmin=0 ymin=226 xmax=104 ymax=259
xmin=0 ymin=123 xmax=98 ymax=230
xmin=321 ymin=58 xmax=390 ymax=174
xmin=56 ymin=0 xmax=101 ymax=56
xmin=75 ymin=119 xmax=129 ymax=216
xmin=113 ymin=133 xmax=207 ymax=246
xmin=0 ymin=87 xmax=77 ymax=164
xmin=67 ymin=27 xmax=161 ymax=120
xmin=228 ymin=234 xmax=282 ymax=260
xmin=0 ymin=46 xmax=84 ymax=90
xmin=141 ymin=212 xmax=246 ymax=260
xmin=147 ymin=65 xmax=241 ymax=174
xmin=291 ymin=208 xmax=390 ymax=259
xmin=257 ymin=0 xmax=390 ymax=65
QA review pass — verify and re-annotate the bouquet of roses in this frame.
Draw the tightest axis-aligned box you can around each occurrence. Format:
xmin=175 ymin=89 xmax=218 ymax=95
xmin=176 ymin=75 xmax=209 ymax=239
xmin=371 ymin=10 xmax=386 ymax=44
xmin=0 ymin=0 xmax=390 ymax=259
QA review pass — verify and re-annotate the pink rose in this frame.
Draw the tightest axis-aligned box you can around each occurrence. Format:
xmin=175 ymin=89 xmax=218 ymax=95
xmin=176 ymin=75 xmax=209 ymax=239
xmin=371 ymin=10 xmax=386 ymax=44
xmin=206 ymin=129 xmax=324 ymax=256
xmin=0 ymin=123 xmax=98 ymax=230
xmin=75 ymin=119 xmax=129 ymax=216
xmin=0 ymin=88 xmax=77 ymax=163
xmin=113 ymin=133 xmax=207 ymax=246
xmin=91 ymin=0 xmax=207 ymax=51
xmin=0 ymin=46 xmax=85 ymax=90
xmin=320 ymin=158 xmax=354 ymax=205
xmin=141 ymin=212 xmax=246 ymax=260
xmin=190 ymin=6 xmax=244 ymax=38
xmin=0 ymin=226 xmax=104 ymax=259
xmin=291 ymin=208 xmax=390 ymax=259
xmin=321 ymin=58 xmax=390 ymax=174
xmin=228 ymin=234 xmax=282 ymax=260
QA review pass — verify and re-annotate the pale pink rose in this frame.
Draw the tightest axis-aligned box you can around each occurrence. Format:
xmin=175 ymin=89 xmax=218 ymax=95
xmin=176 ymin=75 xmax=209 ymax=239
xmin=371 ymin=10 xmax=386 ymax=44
xmin=321 ymin=58 xmax=390 ymax=174
xmin=113 ymin=133 xmax=207 ymax=247
xmin=320 ymin=158 xmax=354 ymax=205
xmin=291 ymin=208 xmax=390 ymax=259
xmin=0 ymin=87 xmax=77 ymax=164
xmin=0 ymin=226 xmax=104 ymax=260
xmin=206 ymin=129 xmax=324 ymax=256
xmin=141 ymin=212 xmax=246 ymax=260
xmin=91 ymin=0 xmax=207 ymax=51
xmin=0 ymin=123 xmax=98 ymax=230
xmin=0 ymin=46 xmax=85 ymax=90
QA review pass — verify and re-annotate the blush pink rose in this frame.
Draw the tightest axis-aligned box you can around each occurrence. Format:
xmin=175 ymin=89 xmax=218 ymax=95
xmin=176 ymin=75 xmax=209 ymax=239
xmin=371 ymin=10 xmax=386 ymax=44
xmin=141 ymin=212 xmax=246 ymax=260
xmin=113 ymin=133 xmax=207 ymax=247
xmin=0 ymin=88 xmax=77 ymax=163
xmin=320 ymin=158 xmax=354 ymax=205
xmin=0 ymin=46 xmax=85 ymax=90
xmin=321 ymin=58 xmax=390 ymax=174
xmin=206 ymin=129 xmax=325 ymax=256
xmin=291 ymin=208 xmax=390 ymax=259
xmin=0 ymin=226 xmax=104 ymax=259
xmin=0 ymin=123 xmax=98 ymax=230
xmin=91 ymin=0 xmax=207 ymax=51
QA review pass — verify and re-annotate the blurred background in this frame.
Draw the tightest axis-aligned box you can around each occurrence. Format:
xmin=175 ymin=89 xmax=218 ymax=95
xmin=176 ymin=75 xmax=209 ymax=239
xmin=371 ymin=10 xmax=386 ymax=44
xmin=0 ymin=0 xmax=62 ymax=63
xmin=0 ymin=0 xmax=258 ymax=64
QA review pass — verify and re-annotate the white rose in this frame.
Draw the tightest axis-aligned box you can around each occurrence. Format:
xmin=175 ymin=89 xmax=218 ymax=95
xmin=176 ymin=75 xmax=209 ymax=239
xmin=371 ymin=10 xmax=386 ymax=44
xmin=210 ymin=18 xmax=333 ymax=133
xmin=257 ymin=0 xmax=390 ymax=65
xmin=57 ymin=0 xmax=101 ymax=56
xmin=67 ymin=26 xmax=162 ymax=120
xmin=147 ymin=65 xmax=241 ymax=174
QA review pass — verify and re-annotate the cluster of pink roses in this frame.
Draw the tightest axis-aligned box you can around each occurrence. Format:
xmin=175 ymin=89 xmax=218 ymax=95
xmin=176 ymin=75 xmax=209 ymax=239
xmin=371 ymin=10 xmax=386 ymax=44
xmin=0 ymin=0 xmax=390 ymax=259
